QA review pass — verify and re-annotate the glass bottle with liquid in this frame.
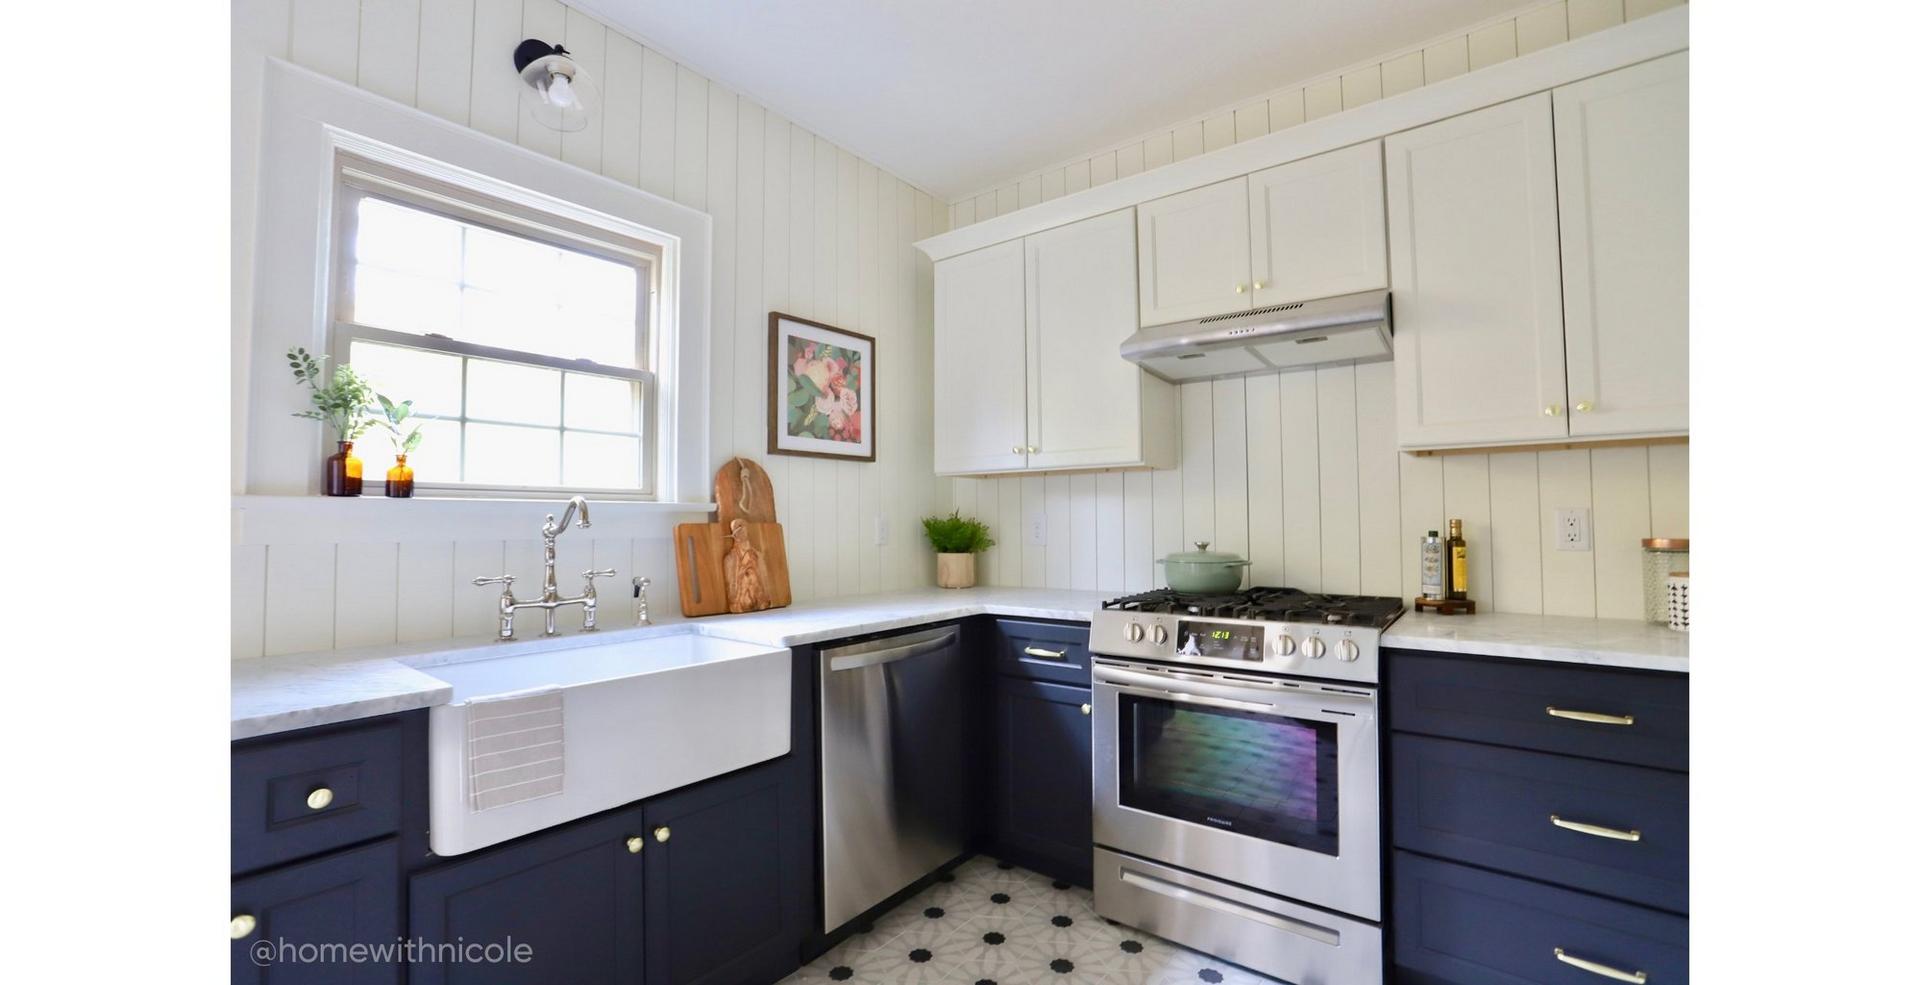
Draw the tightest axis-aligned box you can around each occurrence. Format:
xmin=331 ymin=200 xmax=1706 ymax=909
xmin=1420 ymin=530 xmax=1446 ymax=600
xmin=1446 ymin=518 xmax=1468 ymax=600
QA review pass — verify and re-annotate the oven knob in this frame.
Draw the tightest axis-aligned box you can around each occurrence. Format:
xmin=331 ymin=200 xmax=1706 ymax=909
xmin=1274 ymin=634 xmax=1297 ymax=657
xmin=1125 ymin=622 xmax=1145 ymax=643
xmin=1151 ymin=625 xmax=1169 ymax=645
xmin=1337 ymin=639 xmax=1360 ymax=662
xmin=1303 ymin=637 xmax=1326 ymax=659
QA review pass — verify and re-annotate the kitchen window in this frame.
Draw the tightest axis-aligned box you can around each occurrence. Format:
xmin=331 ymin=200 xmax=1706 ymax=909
xmin=330 ymin=157 xmax=660 ymax=496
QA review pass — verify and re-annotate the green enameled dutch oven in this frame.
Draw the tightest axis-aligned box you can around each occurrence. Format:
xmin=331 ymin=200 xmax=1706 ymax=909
xmin=1156 ymin=541 xmax=1251 ymax=593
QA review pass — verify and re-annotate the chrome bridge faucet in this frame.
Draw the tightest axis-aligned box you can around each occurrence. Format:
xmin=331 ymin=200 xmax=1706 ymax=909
xmin=472 ymin=496 xmax=615 ymax=640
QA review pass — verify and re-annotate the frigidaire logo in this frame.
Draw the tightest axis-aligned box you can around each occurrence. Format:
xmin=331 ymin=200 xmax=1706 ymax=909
xmin=1204 ymin=816 xmax=1235 ymax=828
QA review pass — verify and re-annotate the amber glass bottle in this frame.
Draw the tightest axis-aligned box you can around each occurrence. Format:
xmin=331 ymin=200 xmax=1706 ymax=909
xmin=324 ymin=441 xmax=364 ymax=496
xmin=1445 ymin=518 xmax=1468 ymax=600
xmin=385 ymin=454 xmax=415 ymax=498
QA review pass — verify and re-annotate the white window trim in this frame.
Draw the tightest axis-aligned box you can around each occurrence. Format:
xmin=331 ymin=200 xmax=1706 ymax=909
xmin=241 ymin=58 xmax=712 ymax=507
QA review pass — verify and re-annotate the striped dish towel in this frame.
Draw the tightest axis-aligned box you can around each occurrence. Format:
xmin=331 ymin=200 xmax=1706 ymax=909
xmin=465 ymin=687 xmax=565 ymax=812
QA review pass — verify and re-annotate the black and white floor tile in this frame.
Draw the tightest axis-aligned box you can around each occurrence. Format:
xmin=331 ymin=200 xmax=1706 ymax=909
xmin=784 ymin=857 xmax=1285 ymax=985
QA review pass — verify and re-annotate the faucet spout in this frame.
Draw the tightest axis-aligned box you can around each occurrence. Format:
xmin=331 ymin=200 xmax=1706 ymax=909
xmin=543 ymin=495 xmax=592 ymax=539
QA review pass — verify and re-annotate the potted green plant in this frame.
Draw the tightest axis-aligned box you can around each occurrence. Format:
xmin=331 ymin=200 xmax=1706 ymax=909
xmin=375 ymin=394 xmax=425 ymax=498
xmin=921 ymin=511 xmax=995 ymax=589
xmin=287 ymin=347 xmax=377 ymax=496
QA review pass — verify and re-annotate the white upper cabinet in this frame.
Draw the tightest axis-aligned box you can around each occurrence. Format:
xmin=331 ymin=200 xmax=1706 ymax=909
xmin=1135 ymin=178 xmax=1253 ymax=327
xmin=933 ymin=211 xmax=1172 ymax=476
xmin=1248 ymin=141 xmax=1388 ymax=305
xmin=1025 ymin=209 xmax=1171 ymax=471
xmin=1387 ymin=93 xmax=1570 ymax=448
xmin=933 ymin=239 xmax=1029 ymax=474
xmin=1555 ymin=52 xmax=1689 ymax=438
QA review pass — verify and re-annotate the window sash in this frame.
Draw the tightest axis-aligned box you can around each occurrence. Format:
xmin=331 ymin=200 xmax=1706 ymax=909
xmin=328 ymin=158 xmax=661 ymax=499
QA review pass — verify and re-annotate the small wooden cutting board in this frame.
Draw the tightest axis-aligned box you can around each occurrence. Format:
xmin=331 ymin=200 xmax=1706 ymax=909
xmin=715 ymin=457 xmax=778 ymax=530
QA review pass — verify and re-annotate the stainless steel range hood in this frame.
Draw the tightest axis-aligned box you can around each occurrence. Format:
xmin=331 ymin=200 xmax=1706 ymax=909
xmin=1119 ymin=289 xmax=1392 ymax=383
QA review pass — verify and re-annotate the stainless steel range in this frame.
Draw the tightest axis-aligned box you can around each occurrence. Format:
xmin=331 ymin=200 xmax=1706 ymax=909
xmin=1088 ymin=587 xmax=1404 ymax=985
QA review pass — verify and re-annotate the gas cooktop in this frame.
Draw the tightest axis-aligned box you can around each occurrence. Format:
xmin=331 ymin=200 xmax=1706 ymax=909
xmin=1101 ymin=586 xmax=1406 ymax=629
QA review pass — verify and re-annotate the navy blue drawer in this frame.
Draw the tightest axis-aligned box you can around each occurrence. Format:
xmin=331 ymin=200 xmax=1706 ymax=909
xmin=994 ymin=619 xmax=1092 ymax=686
xmin=1393 ymin=734 xmax=1687 ymax=913
xmin=1394 ymin=851 xmax=1688 ymax=985
xmin=231 ymin=838 xmax=402 ymax=984
xmin=1387 ymin=652 xmax=1688 ymax=771
xmin=232 ymin=718 xmax=404 ymax=875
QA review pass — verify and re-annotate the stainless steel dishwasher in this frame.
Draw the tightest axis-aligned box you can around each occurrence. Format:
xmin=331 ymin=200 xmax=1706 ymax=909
xmin=819 ymin=623 xmax=971 ymax=930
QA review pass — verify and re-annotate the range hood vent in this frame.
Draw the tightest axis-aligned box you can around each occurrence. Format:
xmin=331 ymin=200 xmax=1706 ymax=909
xmin=1119 ymin=289 xmax=1392 ymax=383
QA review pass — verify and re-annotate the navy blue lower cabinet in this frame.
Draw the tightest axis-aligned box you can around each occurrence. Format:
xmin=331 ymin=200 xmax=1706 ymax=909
xmin=1393 ymin=851 xmax=1687 ymax=985
xmin=408 ymin=803 xmax=647 ymax=985
xmin=1392 ymin=734 xmax=1688 ymax=913
xmin=643 ymin=758 xmax=815 ymax=985
xmin=230 ymin=838 xmax=401 ymax=985
xmin=991 ymin=676 xmax=1093 ymax=886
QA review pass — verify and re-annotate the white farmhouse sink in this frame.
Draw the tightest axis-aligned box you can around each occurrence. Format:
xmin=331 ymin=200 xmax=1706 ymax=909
xmin=410 ymin=630 xmax=791 ymax=856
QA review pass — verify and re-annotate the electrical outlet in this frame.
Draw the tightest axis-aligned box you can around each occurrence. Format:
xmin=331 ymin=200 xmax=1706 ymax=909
xmin=1028 ymin=514 xmax=1047 ymax=547
xmin=1556 ymin=508 xmax=1591 ymax=551
xmin=874 ymin=514 xmax=890 ymax=547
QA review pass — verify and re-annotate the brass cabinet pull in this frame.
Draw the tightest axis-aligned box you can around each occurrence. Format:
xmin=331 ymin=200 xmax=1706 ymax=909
xmin=653 ymin=825 xmax=671 ymax=844
xmin=306 ymin=787 xmax=335 ymax=811
xmin=1550 ymin=814 xmax=1642 ymax=842
xmin=626 ymin=836 xmax=645 ymax=854
xmin=230 ymin=914 xmax=258 ymax=940
xmin=1574 ymin=400 xmax=1594 ymax=412
xmin=1024 ymin=646 xmax=1068 ymax=660
xmin=1546 ymin=706 xmax=1635 ymax=726
xmin=1554 ymin=947 xmax=1647 ymax=983
xmin=1079 ymin=704 xmax=1092 ymax=716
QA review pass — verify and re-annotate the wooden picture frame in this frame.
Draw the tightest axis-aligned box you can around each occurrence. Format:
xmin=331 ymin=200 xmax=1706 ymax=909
xmin=767 ymin=312 xmax=876 ymax=462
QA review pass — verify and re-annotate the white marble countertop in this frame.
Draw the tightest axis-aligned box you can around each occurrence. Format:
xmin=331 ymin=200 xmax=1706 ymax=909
xmin=233 ymin=587 xmax=1686 ymax=740
xmin=1383 ymin=611 xmax=1688 ymax=673
xmin=231 ymin=587 xmax=1109 ymax=740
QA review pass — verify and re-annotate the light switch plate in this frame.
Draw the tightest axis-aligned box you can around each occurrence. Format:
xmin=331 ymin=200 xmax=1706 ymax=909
xmin=1556 ymin=508 xmax=1591 ymax=551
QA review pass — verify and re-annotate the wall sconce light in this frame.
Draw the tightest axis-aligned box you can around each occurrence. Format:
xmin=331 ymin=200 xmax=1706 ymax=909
xmin=513 ymin=39 xmax=598 ymax=132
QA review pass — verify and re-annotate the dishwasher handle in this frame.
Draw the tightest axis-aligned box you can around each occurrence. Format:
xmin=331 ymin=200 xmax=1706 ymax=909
xmin=826 ymin=629 xmax=960 ymax=672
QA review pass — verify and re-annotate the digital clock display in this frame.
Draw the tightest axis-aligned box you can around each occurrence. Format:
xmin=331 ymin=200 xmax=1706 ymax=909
xmin=1174 ymin=620 xmax=1264 ymax=660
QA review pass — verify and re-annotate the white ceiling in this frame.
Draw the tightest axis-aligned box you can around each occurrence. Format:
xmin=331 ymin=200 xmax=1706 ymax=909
xmin=569 ymin=0 xmax=1520 ymax=200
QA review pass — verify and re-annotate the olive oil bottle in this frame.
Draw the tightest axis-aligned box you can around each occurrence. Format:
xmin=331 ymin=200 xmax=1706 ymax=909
xmin=1446 ymin=518 xmax=1468 ymax=601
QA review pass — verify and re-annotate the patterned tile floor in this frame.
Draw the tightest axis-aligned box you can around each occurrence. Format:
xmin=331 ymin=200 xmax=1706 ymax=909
xmin=782 ymin=856 xmax=1284 ymax=985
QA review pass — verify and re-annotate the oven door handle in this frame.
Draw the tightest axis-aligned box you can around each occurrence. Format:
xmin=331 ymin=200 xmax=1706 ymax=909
xmin=1094 ymin=668 xmax=1280 ymax=714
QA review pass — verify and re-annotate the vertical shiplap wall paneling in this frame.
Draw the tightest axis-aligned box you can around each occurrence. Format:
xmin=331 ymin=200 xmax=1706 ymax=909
xmin=1211 ymin=380 xmax=1250 ymax=563
xmin=1244 ymin=375 xmax=1285 ymax=586
xmin=1315 ymin=367 xmax=1361 ymax=594
xmin=1180 ymin=384 xmax=1215 ymax=550
xmin=1070 ymin=474 xmax=1098 ymax=589
xmin=1353 ymin=363 xmax=1400 ymax=598
xmin=1646 ymin=443 xmax=1689 ymax=536
xmin=243 ymin=0 xmax=943 ymax=656
xmin=1278 ymin=373 xmax=1321 ymax=590
xmin=1590 ymin=446 xmax=1651 ymax=618
xmin=1488 ymin=452 xmax=1544 ymax=613
xmin=942 ymin=1 xmax=1686 ymax=226
xmin=1536 ymin=450 xmax=1597 ymax=615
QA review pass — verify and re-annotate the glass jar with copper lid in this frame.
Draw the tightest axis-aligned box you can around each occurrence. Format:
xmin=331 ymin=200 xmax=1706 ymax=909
xmin=1642 ymin=538 xmax=1689 ymax=625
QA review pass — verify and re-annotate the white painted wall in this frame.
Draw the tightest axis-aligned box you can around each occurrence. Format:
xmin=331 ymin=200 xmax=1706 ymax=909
xmin=232 ymin=0 xmax=946 ymax=658
xmin=944 ymin=370 xmax=1688 ymax=620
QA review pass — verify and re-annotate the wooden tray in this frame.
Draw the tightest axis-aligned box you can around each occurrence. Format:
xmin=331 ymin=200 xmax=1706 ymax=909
xmin=1414 ymin=597 xmax=1477 ymax=615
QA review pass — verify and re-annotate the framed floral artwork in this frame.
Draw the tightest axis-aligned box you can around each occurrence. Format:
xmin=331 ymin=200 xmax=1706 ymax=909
xmin=767 ymin=312 xmax=875 ymax=462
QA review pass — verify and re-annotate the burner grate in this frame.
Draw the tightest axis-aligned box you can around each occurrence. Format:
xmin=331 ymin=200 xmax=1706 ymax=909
xmin=1102 ymin=586 xmax=1406 ymax=626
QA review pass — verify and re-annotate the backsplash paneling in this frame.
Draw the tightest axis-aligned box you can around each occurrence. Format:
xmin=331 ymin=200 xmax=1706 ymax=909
xmin=945 ymin=0 xmax=1686 ymax=225
xmin=945 ymin=365 xmax=1688 ymax=619
xmin=232 ymin=0 xmax=945 ymax=657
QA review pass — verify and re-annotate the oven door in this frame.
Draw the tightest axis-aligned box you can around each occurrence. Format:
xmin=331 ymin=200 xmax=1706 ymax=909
xmin=1092 ymin=659 xmax=1381 ymax=921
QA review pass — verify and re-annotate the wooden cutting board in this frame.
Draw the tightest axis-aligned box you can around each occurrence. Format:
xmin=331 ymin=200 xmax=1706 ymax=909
xmin=715 ymin=457 xmax=778 ymax=530
xmin=673 ymin=520 xmax=792 ymax=616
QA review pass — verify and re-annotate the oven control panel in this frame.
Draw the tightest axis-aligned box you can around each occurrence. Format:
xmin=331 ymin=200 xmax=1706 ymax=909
xmin=1089 ymin=612 xmax=1381 ymax=685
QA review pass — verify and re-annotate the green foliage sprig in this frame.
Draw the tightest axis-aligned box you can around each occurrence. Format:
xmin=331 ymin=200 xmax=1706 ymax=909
xmin=288 ymin=348 xmax=377 ymax=442
xmin=921 ymin=511 xmax=995 ymax=554
xmin=376 ymin=394 xmax=425 ymax=456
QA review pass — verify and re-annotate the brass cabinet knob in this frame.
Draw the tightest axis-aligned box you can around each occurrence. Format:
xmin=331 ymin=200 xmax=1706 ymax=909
xmin=230 ymin=914 xmax=258 ymax=940
xmin=1079 ymin=704 xmax=1092 ymax=716
xmin=1543 ymin=404 xmax=1561 ymax=417
xmin=1234 ymin=283 xmax=1247 ymax=294
xmin=306 ymin=787 xmax=334 ymax=811
xmin=626 ymin=836 xmax=644 ymax=854
xmin=1026 ymin=446 xmax=1038 ymax=454
xmin=1252 ymin=280 xmax=1267 ymax=290
xmin=1574 ymin=401 xmax=1593 ymax=412
xmin=653 ymin=826 xmax=671 ymax=844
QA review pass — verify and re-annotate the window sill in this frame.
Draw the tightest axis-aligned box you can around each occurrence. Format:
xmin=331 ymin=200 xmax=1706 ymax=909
xmin=232 ymin=494 xmax=717 ymax=546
